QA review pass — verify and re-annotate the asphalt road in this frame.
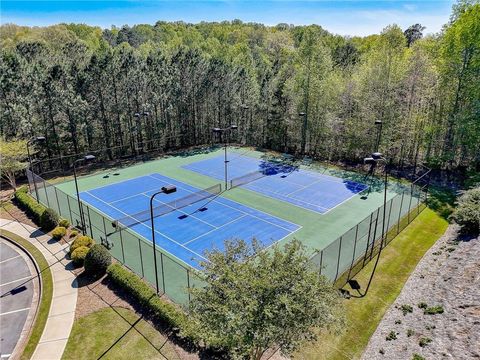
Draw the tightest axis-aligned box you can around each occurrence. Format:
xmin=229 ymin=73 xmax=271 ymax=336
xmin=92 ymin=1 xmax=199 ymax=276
xmin=0 ymin=239 xmax=37 ymax=359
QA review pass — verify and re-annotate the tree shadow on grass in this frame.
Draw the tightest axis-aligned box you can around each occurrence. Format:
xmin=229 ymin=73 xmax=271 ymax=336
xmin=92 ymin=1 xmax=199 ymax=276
xmin=79 ymin=272 xmax=227 ymax=360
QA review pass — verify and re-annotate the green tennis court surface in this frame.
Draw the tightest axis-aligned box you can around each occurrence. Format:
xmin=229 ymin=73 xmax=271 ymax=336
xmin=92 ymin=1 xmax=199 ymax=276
xmin=31 ymin=147 xmax=420 ymax=303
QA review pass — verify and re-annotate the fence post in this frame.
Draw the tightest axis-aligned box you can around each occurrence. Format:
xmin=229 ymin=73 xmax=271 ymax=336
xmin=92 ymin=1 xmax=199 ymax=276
xmin=138 ymin=238 xmax=144 ymax=278
xmin=187 ymin=269 xmax=191 ymax=303
xmin=397 ymin=192 xmax=405 ymax=234
xmin=334 ymin=236 xmax=343 ymax=281
xmin=86 ymin=207 xmax=94 ymax=239
xmin=160 ymin=252 xmax=166 ymax=295
xmin=347 ymin=224 xmax=359 ymax=282
xmin=119 ymin=228 xmax=126 ymax=264
xmin=369 ymin=208 xmax=380 ymax=261
xmin=53 ymin=187 xmax=62 ymax=217
xmin=318 ymin=250 xmax=323 ymax=276
xmin=42 ymin=179 xmax=50 ymax=208
xmin=362 ymin=213 xmax=374 ymax=267
xmin=385 ymin=198 xmax=394 ymax=245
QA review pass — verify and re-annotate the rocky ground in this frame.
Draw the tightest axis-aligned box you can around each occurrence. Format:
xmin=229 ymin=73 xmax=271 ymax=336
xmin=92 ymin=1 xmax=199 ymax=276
xmin=362 ymin=224 xmax=480 ymax=360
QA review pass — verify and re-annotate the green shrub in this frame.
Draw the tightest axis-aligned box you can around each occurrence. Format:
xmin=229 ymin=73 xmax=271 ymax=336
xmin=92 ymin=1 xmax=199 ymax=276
xmin=51 ymin=226 xmax=67 ymax=240
xmin=386 ymin=331 xmax=397 ymax=341
xmin=412 ymin=354 xmax=425 ymax=360
xmin=450 ymin=187 xmax=480 ymax=234
xmin=400 ymin=304 xmax=413 ymax=316
xmin=40 ymin=208 xmax=59 ymax=231
xmin=407 ymin=329 xmax=415 ymax=337
xmin=84 ymin=244 xmax=112 ymax=275
xmin=69 ymin=230 xmax=78 ymax=238
xmin=107 ymin=264 xmax=190 ymax=337
xmin=419 ymin=337 xmax=432 ymax=347
xmin=424 ymin=305 xmax=444 ymax=315
xmin=71 ymin=246 xmax=89 ymax=266
xmin=70 ymin=235 xmax=94 ymax=254
xmin=418 ymin=302 xmax=428 ymax=309
xmin=14 ymin=186 xmax=46 ymax=223
xmin=58 ymin=218 xmax=70 ymax=228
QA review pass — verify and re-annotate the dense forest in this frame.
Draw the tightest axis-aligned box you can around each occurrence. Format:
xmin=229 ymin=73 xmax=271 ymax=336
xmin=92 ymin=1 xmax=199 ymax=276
xmin=1 ymin=1 xmax=479 ymax=172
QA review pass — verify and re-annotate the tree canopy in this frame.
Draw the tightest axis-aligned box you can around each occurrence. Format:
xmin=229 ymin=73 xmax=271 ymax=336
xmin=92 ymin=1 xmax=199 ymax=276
xmin=0 ymin=1 xmax=479 ymax=172
xmin=187 ymin=239 xmax=343 ymax=359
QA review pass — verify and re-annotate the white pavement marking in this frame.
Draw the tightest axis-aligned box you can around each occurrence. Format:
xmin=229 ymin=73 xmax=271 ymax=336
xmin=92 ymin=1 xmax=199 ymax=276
xmin=0 ymin=255 xmax=22 ymax=264
xmin=0 ymin=276 xmax=32 ymax=287
xmin=0 ymin=307 xmax=30 ymax=316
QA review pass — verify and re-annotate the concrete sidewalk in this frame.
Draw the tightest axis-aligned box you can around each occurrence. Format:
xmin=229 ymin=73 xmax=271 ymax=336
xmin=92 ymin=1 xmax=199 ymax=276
xmin=0 ymin=219 xmax=77 ymax=360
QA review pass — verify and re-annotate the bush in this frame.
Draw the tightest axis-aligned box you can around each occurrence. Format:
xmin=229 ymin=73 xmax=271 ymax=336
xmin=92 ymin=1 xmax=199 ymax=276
xmin=58 ymin=218 xmax=70 ymax=228
xmin=51 ymin=226 xmax=67 ymax=240
xmin=407 ymin=329 xmax=415 ymax=337
xmin=71 ymin=246 xmax=89 ymax=266
xmin=14 ymin=186 xmax=46 ymax=223
xmin=400 ymin=304 xmax=413 ymax=316
xmin=40 ymin=208 xmax=59 ymax=231
xmin=419 ymin=337 xmax=432 ymax=347
xmin=69 ymin=230 xmax=78 ymax=238
xmin=418 ymin=302 xmax=428 ymax=309
xmin=424 ymin=305 xmax=444 ymax=315
xmin=386 ymin=331 xmax=398 ymax=341
xmin=70 ymin=235 xmax=95 ymax=254
xmin=450 ymin=187 xmax=480 ymax=234
xmin=412 ymin=354 xmax=425 ymax=360
xmin=84 ymin=244 xmax=112 ymax=275
xmin=107 ymin=264 xmax=190 ymax=336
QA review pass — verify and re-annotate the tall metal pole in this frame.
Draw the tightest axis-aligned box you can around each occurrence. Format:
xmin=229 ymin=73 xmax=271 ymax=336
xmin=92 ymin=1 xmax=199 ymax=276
xmin=363 ymin=158 xmax=388 ymax=295
xmin=73 ymin=155 xmax=95 ymax=234
xmin=150 ymin=191 xmax=163 ymax=294
xmin=149 ymin=185 xmax=176 ymax=294
xmin=224 ymin=137 xmax=228 ymax=190
xmin=73 ymin=160 xmax=86 ymax=233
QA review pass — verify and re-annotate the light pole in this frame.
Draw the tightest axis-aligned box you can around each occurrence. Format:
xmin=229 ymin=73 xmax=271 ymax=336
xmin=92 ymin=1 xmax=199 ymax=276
xmin=73 ymin=155 xmax=96 ymax=233
xmin=26 ymin=136 xmax=46 ymax=200
xmin=150 ymin=185 xmax=177 ymax=293
xmin=374 ymin=120 xmax=383 ymax=153
xmin=212 ymin=125 xmax=238 ymax=189
xmin=361 ymin=152 xmax=388 ymax=296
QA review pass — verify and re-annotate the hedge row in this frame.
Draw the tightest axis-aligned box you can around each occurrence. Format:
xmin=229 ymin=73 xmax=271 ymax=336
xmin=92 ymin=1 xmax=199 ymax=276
xmin=14 ymin=186 xmax=47 ymax=224
xmin=107 ymin=263 xmax=193 ymax=337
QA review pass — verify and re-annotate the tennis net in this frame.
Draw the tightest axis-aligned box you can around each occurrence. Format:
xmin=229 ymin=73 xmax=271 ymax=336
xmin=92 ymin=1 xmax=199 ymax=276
xmin=230 ymin=170 xmax=266 ymax=189
xmin=114 ymin=183 xmax=222 ymax=228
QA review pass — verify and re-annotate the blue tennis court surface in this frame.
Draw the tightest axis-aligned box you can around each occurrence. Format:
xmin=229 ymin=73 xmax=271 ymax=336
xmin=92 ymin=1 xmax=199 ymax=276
xmin=183 ymin=154 xmax=368 ymax=214
xmin=79 ymin=173 xmax=300 ymax=268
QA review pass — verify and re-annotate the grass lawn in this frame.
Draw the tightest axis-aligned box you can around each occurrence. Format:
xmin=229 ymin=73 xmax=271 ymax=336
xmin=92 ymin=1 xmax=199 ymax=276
xmin=0 ymin=229 xmax=54 ymax=360
xmin=62 ymin=307 xmax=181 ymax=360
xmin=295 ymin=207 xmax=448 ymax=359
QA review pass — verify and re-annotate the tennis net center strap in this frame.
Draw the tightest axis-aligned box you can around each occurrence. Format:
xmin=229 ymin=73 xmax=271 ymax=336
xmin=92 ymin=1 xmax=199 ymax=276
xmin=116 ymin=183 xmax=222 ymax=228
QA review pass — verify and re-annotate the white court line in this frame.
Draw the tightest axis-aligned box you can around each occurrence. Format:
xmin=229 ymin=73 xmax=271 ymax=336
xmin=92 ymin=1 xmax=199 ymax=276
xmin=1 ymin=354 xmax=11 ymax=358
xmin=0 ymin=255 xmax=21 ymax=264
xmin=84 ymin=173 xmax=301 ymax=262
xmin=0 ymin=276 xmax=32 ymax=287
xmin=0 ymin=307 xmax=30 ymax=316
xmin=183 ymin=214 xmax=248 ymax=246
xmin=84 ymin=190 xmax=209 ymax=262
xmin=139 ymin=193 xmax=219 ymax=230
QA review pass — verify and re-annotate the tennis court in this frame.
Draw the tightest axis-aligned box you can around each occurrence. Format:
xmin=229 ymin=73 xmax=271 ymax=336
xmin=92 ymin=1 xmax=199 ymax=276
xmin=183 ymin=154 xmax=369 ymax=214
xmin=79 ymin=173 xmax=300 ymax=268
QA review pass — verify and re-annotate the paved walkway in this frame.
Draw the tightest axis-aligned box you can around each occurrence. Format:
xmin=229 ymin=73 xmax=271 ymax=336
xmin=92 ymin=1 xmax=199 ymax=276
xmin=0 ymin=219 xmax=77 ymax=360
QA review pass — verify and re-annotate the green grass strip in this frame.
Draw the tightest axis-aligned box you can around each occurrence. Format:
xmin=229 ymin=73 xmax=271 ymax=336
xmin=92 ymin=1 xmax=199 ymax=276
xmin=62 ymin=307 xmax=180 ymax=360
xmin=296 ymin=207 xmax=448 ymax=359
xmin=1 ymin=229 xmax=54 ymax=360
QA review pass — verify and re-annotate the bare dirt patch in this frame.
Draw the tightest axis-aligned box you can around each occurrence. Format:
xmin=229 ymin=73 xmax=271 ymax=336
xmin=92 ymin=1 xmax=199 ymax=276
xmin=362 ymin=225 xmax=480 ymax=360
